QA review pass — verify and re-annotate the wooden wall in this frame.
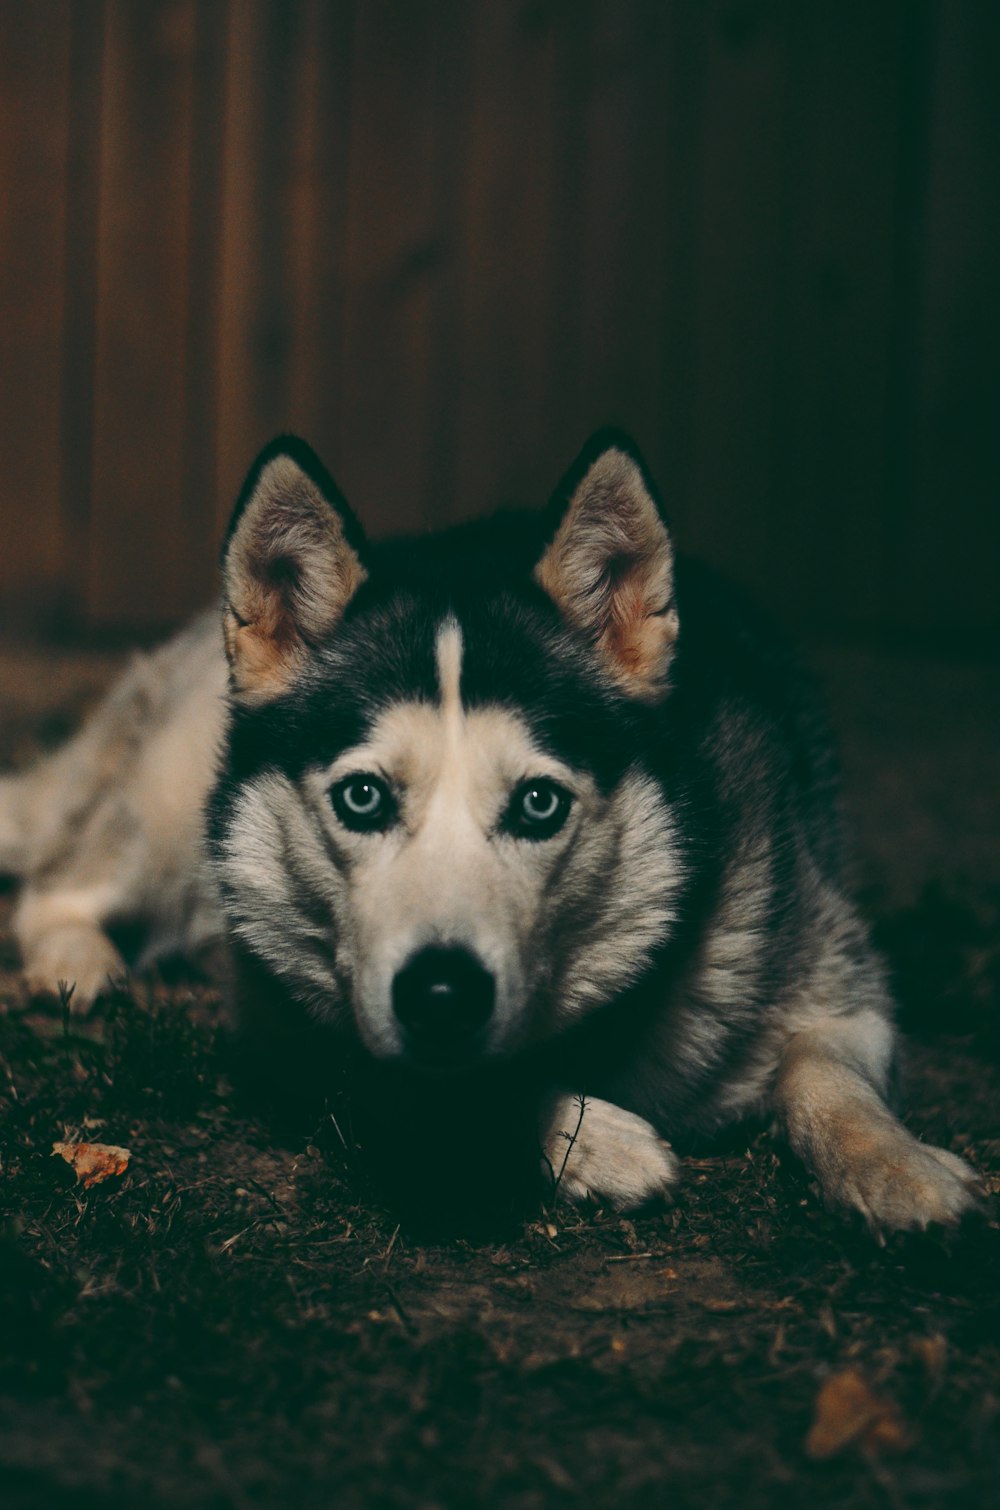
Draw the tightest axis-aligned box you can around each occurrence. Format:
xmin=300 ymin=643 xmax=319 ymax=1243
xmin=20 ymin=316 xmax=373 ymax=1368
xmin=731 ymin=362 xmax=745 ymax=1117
xmin=1 ymin=1 xmax=997 ymax=639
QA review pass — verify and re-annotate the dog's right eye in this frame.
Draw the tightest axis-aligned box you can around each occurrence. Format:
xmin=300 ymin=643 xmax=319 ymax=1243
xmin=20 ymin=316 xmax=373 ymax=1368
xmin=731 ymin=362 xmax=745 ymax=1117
xmin=330 ymin=774 xmax=395 ymax=833
xmin=504 ymin=778 xmax=573 ymax=840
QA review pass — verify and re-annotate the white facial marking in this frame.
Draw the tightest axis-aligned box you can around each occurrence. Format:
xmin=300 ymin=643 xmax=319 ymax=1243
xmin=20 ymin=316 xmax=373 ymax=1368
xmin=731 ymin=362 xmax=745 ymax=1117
xmin=435 ymin=616 xmax=463 ymax=718
xmin=313 ymin=659 xmax=580 ymax=1054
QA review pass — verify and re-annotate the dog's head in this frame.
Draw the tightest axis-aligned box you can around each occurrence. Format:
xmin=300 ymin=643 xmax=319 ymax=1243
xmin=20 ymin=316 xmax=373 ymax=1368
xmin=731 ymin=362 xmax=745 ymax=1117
xmin=207 ymin=433 xmax=686 ymax=1068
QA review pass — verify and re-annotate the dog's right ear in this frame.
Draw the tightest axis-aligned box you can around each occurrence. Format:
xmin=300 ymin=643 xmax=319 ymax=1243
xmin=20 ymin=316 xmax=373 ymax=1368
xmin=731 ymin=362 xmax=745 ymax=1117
xmin=535 ymin=430 xmax=678 ymax=702
xmin=221 ymin=437 xmax=367 ymax=705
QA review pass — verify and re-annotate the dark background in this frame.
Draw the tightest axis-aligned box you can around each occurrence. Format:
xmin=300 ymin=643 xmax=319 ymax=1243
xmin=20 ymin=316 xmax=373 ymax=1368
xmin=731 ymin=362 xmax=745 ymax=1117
xmin=1 ymin=0 xmax=997 ymax=641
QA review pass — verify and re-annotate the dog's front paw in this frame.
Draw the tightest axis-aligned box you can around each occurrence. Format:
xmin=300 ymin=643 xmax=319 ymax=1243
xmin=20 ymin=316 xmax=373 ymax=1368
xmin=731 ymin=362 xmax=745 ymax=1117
xmin=825 ymin=1128 xmax=982 ymax=1235
xmin=23 ymin=925 xmax=126 ymax=1012
xmin=542 ymin=1093 xmax=679 ymax=1210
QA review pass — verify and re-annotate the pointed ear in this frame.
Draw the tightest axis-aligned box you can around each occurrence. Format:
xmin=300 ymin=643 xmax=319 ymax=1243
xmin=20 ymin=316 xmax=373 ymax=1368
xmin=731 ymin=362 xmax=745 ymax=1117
xmin=535 ymin=432 xmax=678 ymax=701
xmin=222 ymin=437 xmax=367 ymax=705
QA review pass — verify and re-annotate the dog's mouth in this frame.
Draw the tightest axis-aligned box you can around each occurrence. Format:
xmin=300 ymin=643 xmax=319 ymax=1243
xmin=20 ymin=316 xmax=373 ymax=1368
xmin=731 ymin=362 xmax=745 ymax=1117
xmin=394 ymin=1030 xmax=494 ymax=1073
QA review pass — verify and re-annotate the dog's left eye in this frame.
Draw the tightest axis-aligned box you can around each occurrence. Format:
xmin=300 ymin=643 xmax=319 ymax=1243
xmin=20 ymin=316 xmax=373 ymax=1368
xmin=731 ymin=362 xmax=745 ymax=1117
xmin=330 ymin=774 xmax=395 ymax=832
xmin=506 ymin=779 xmax=573 ymax=840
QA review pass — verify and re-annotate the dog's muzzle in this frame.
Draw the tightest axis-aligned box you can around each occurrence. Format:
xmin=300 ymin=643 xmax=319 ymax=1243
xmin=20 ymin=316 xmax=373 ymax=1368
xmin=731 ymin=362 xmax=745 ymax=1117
xmin=391 ymin=945 xmax=495 ymax=1062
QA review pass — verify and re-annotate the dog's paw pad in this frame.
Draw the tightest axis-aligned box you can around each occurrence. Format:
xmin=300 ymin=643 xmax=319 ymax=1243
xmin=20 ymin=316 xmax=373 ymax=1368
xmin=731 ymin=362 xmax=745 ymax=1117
xmin=544 ymin=1095 xmax=679 ymax=1211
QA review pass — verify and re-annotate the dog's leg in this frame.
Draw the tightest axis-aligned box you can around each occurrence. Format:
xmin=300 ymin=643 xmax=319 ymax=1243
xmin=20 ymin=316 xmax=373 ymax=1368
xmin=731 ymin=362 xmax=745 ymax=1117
xmin=541 ymin=1091 xmax=680 ymax=1209
xmin=0 ymin=774 xmax=31 ymax=874
xmin=15 ymin=884 xmax=127 ymax=1008
xmin=773 ymin=1009 xmax=981 ymax=1233
xmin=11 ymin=768 xmax=137 ymax=1010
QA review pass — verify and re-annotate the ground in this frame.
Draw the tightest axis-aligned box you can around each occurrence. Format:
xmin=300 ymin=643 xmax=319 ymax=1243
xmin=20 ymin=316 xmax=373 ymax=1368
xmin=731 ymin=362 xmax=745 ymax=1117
xmin=0 ymin=639 xmax=998 ymax=1509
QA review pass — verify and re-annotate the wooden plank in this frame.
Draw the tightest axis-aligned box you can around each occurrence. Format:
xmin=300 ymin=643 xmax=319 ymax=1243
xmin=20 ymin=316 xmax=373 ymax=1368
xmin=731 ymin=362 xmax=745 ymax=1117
xmin=415 ymin=0 xmax=475 ymax=527
xmin=678 ymin=3 xmax=790 ymax=605
xmin=0 ymin=3 xmax=73 ymax=626
xmin=892 ymin=1 xmax=1000 ymax=639
xmin=334 ymin=1 xmax=445 ymax=537
xmin=212 ymin=0 xmax=463 ymax=546
xmin=765 ymin=1 xmax=908 ymax=632
xmin=213 ymin=0 xmax=303 ymax=536
xmin=284 ymin=0 xmax=356 ymax=481
xmin=85 ymin=0 xmax=200 ymax=627
xmin=447 ymin=1 xmax=561 ymax=520
xmin=568 ymin=2 xmax=682 ymax=485
xmin=176 ymin=0 xmax=231 ymax=607
xmin=59 ymin=0 xmax=106 ymax=629
xmin=655 ymin=1 xmax=710 ymax=541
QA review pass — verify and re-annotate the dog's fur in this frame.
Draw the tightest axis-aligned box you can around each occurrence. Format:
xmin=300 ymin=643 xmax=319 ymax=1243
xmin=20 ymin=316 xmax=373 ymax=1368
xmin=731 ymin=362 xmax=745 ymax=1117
xmin=0 ymin=432 xmax=981 ymax=1232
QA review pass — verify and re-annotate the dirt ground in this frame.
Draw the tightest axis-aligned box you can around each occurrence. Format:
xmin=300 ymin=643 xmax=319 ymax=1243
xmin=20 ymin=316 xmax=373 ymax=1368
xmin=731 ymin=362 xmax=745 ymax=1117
xmin=1 ymin=639 xmax=998 ymax=1509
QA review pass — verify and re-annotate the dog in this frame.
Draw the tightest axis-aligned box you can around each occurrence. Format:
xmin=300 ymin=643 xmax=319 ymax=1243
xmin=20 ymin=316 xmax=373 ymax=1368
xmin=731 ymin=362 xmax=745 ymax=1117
xmin=0 ymin=431 xmax=981 ymax=1232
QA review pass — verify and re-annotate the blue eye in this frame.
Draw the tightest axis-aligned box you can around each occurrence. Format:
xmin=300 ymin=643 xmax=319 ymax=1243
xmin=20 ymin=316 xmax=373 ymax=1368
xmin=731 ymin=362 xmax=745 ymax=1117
xmin=330 ymin=774 xmax=395 ymax=832
xmin=506 ymin=779 xmax=572 ymax=840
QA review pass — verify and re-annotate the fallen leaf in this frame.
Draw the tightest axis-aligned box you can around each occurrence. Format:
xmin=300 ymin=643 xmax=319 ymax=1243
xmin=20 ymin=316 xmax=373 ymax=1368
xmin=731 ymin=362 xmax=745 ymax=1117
xmin=52 ymin=1141 xmax=130 ymax=1189
xmin=806 ymin=1367 xmax=908 ymax=1460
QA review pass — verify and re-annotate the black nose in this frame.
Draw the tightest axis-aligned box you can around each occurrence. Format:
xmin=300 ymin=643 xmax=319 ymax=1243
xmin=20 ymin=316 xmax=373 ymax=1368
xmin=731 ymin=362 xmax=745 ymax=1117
xmin=392 ymin=946 xmax=495 ymax=1050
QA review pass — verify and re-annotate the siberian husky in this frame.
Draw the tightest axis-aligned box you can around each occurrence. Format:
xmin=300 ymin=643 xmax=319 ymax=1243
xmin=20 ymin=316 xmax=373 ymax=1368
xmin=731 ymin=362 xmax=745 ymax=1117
xmin=0 ymin=432 xmax=981 ymax=1231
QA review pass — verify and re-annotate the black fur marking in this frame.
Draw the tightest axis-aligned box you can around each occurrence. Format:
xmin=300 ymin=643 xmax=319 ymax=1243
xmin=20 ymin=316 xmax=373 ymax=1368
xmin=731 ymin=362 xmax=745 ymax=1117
xmin=540 ymin=426 xmax=673 ymax=549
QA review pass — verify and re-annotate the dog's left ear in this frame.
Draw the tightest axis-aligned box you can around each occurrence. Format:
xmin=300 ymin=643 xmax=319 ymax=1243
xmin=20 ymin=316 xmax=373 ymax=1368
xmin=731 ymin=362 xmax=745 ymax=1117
xmin=222 ymin=436 xmax=367 ymax=705
xmin=535 ymin=431 xmax=678 ymax=701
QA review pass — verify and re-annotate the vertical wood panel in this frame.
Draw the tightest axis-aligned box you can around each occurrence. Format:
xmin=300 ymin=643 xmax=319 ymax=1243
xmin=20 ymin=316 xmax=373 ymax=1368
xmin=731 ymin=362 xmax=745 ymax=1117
xmin=766 ymin=1 xmax=907 ymax=630
xmin=570 ymin=2 xmax=676 ymax=475
xmin=895 ymin=1 xmax=1000 ymax=637
xmin=655 ymin=1 xmax=709 ymax=537
xmin=284 ymin=0 xmax=356 ymax=473
xmin=177 ymin=0 xmax=230 ymax=606
xmin=335 ymin=1 xmax=445 ymax=536
xmin=59 ymin=2 xmax=106 ymax=627
xmin=417 ymin=2 xmax=476 ymax=526
xmin=214 ymin=0 xmax=358 ymax=532
xmin=449 ymin=2 xmax=560 ymax=518
xmin=0 ymin=3 xmax=73 ymax=623
xmin=214 ymin=0 xmax=302 ymax=534
xmin=680 ymin=3 xmax=789 ymax=592
xmin=85 ymin=0 xmax=200 ymax=626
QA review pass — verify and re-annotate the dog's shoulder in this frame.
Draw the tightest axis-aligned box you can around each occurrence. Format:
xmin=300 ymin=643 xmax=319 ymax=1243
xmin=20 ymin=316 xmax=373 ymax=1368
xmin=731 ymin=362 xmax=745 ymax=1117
xmin=669 ymin=558 xmax=840 ymax=823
